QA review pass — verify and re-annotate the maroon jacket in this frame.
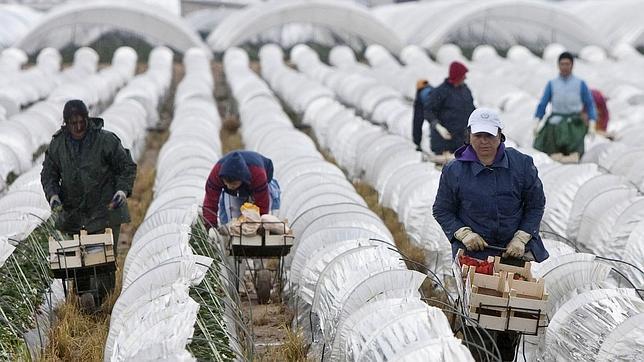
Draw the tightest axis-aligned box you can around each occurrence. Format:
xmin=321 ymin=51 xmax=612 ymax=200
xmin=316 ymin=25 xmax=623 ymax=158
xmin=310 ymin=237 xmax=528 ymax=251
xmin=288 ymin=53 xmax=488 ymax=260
xmin=202 ymin=151 xmax=273 ymax=227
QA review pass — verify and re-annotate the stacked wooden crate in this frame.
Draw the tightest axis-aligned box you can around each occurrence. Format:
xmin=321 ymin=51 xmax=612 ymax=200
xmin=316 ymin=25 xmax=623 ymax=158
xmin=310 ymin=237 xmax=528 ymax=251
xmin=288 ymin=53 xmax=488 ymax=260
xmin=49 ymin=229 xmax=115 ymax=270
xmin=461 ymin=253 xmax=548 ymax=334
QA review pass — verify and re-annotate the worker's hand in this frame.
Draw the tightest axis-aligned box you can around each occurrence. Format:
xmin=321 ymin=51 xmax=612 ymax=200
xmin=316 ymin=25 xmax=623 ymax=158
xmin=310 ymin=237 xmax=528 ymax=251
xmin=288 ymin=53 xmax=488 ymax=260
xmin=503 ymin=230 xmax=531 ymax=258
xmin=217 ymin=224 xmax=229 ymax=236
xmin=109 ymin=190 xmax=127 ymax=209
xmin=416 ymin=79 xmax=429 ymax=91
xmin=455 ymin=227 xmax=488 ymax=251
xmin=533 ymin=117 xmax=544 ymax=136
xmin=208 ymin=227 xmax=218 ymax=240
xmin=49 ymin=195 xmax=63 ymax=213
xmin=588 ymin=120 xmax=597 ymax=139
xmin=435 ymin=123 xmax=452 ymax=140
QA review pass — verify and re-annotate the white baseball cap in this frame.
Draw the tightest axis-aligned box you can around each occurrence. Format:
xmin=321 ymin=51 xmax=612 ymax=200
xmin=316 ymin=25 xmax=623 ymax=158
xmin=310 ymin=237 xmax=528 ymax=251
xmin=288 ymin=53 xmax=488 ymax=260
xmin=467 ymin=108 xmax=504 ymax=135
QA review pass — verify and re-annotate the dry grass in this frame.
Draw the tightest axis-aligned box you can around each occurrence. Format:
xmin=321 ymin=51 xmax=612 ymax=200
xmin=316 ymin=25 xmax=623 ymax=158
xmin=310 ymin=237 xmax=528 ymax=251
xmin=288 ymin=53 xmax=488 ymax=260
xmin=352 ymin=181 xmax=427 ymax=266
xmin=212 ymin=60 xmax=245 ymax=154
xmin=256 ymin=325 xmax=310 ymax=362
xmin=221 ymin=115 xmax=243 ymax=153
xmin=41 ymin=300 xmax=109 ymax=362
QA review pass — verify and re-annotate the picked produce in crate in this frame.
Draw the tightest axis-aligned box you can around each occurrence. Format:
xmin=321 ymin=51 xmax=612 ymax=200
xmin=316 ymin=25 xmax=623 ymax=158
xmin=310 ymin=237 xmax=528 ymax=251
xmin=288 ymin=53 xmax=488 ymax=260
xmin=458 ymin=254 xmax=494 ymax=275
xmin=457 ymin=249 xmax=548 ymax=334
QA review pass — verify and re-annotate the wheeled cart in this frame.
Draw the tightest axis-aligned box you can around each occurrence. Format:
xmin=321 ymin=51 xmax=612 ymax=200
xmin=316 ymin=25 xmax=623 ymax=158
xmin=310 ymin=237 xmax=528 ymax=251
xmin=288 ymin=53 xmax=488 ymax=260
xmin=226 ymin=221 xmax=293 ymax=304
xmin=49 ymin=229 xmax=116 ymax=310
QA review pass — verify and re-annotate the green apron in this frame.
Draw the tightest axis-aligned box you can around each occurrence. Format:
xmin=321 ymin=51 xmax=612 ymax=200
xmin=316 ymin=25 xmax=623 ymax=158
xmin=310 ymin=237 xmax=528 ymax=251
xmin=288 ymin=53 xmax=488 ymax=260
xmin=533 ymin=113 xmax=588 ymax=156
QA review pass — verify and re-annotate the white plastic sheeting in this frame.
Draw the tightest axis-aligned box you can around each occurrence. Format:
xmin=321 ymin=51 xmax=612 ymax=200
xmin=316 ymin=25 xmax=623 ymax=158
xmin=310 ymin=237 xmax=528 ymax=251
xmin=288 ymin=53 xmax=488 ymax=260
xmin=582 ymin=142 xmax=644 ymax=192
xmin=107 ymin=259 xmax=209 ymax=362
xmin=534 ymin=253 xmax=613 ymax=318
xmin=546 ymin=288 xmax=644 ymax=361
xmin=0 ymin=46 xmax=138 ymax=193
xmin=106 ymin=47 xmax=226 ymax=361
xmin=0 ymin=5 xmax=41 ymax=50
xmin=372 ymin=0 xmax=603 ymax=53
xmin=103 ymin=46 xmax=173 ymax=160
xmin=226 ymin=45 xmax=472 ymax=360
xmin=539 ymin=163 xmax=602 ymax=238
xmin=538 ymin=161 xmax=644 ymax=293
xmin=292 ymin=44 xmax=414 ymax=141
xmin=208 ymin=0 xmax=404 ymax=54
xmin=285 ymin=44 xmax=453 ymax=276
xmin=565 ymin=174 xmax=635 ymax=240
xmin=14 ymin=1 xmax=210 ymax=56
xmin=519 ymin=246 xmax=638 ymax=360
xmin=0 ymin=46 xmax=146 ymax=268
xmin=567 ymin=0 xmax=644 ymax=48
xmin=0 ymin=165 xmax=50 ymax=267
xmin=0 ymin=47 xmax=60 ymax=116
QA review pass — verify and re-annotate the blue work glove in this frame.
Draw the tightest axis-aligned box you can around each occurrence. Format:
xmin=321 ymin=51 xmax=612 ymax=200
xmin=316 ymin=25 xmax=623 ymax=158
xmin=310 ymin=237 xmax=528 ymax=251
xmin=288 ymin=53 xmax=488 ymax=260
xmin=110 ymin=190 xmax=127 ymax=209
xmin=50 ymin=195 xmax=63 ymax=213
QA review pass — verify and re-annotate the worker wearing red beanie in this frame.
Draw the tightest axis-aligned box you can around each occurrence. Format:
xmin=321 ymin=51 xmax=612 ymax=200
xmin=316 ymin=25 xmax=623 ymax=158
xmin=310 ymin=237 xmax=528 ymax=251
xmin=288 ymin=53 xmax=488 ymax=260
xmin=420 ymin=61 xmax=475 ymax=155
xmin=448 ymin=61 xmax=468 ymax=85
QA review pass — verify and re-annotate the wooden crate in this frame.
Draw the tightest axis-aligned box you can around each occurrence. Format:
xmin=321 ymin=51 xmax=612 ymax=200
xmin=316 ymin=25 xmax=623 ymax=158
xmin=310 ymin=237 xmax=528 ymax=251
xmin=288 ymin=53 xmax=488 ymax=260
xmin=49 ymin=235 xmax=82 ymax=270
xmin=469 ymin=304 xmax=547 ymax=334
xmin=231 ymin=230 xmax=294 ymax=247
xmin=462 ymin=254 xmax=548 ymax=334
xmin=49 ymin=229 xmax=115 ymax=270
xmin=79 ymin=229 xmax=115 ymax=266
xmin=231 ymin=234 xmax=263 ymax=246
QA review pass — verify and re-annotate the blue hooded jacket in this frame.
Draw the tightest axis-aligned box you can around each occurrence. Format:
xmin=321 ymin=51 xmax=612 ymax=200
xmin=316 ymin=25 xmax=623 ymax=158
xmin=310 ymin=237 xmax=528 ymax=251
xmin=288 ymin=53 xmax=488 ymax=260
xmin=433 ymin=144 xmax=549 ymax=262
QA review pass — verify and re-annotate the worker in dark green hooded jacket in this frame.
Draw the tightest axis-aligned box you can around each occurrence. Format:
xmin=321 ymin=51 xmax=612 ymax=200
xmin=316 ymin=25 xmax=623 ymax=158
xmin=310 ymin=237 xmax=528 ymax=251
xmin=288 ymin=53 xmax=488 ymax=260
xmin=41 ymin=99 xmax=137 ymax=252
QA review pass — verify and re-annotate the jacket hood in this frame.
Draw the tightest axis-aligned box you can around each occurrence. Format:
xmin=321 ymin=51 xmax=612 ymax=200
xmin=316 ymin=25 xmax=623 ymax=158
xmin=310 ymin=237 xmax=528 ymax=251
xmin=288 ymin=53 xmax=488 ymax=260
xmin=88 ymin=117 xmax=104 ymax=130
xmin=218 ymin=152 xmax=251 ymax=184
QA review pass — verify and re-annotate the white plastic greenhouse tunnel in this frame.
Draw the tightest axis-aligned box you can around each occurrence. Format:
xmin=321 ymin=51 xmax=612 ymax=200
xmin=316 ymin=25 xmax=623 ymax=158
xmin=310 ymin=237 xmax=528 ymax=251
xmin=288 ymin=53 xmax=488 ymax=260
xmin=1 ymin=0 xmax=644 ymax=361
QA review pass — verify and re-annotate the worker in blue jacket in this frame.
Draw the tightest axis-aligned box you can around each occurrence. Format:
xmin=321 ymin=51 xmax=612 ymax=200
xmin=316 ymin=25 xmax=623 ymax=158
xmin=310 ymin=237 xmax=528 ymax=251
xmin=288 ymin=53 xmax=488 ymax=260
xmin=433 ymin=108 xmax=549 ymax=263
xmin=423 ymin=61 xmax=475 ymax=154
xmin=412 ymin=79 xmax=432 ymax=151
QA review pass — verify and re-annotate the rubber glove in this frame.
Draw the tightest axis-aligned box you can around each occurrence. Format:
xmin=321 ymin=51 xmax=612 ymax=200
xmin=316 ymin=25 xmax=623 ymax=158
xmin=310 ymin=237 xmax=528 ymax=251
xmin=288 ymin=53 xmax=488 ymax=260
xmin=110 ymin=190 xmax=127 ymax=209
xmin=435 ymin=123 xmax=452 ymax=140
xmin=208 ymin=227 xmax=218 ymax=240
xmin=588 ymin=120 xmax=596 ymax=139
xmin=503 ymin=230 xmax=531 ymax=258
xmin=455 ymin=227 xmax=488 ymax=251
xmin=533 ymin=117 xmax=545 ymax=136
xmin=217 ymin=224 xmax=229 ymax=236
xmin=50 ymin=195 xmax=63 ymax=212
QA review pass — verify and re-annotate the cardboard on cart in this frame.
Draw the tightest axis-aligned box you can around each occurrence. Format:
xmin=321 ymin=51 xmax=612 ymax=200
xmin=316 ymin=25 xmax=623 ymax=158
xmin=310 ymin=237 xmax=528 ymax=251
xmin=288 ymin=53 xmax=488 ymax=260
xmin=231 ymin=229 xmax=294 ymax=247
xmin=49 ymin=229 xmax=115 ymax=270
